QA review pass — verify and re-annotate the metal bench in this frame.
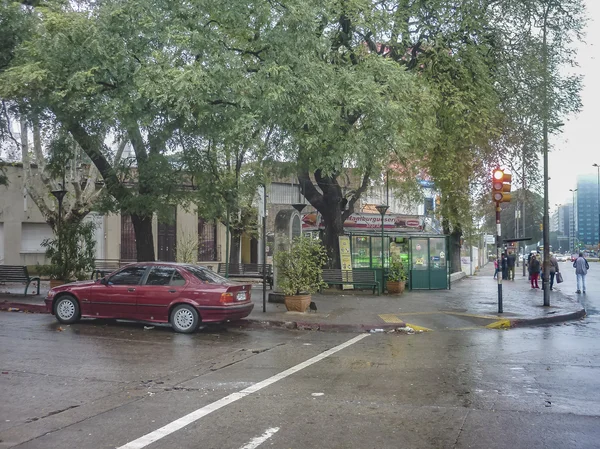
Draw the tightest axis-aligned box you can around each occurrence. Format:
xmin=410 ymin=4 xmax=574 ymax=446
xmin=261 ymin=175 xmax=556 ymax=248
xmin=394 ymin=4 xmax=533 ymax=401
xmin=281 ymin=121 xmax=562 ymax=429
xmin=91 ymin=259 xmax=136 ymax=279
xmin=0 ymin=265 xmax=41 ymax=295
xmin=321 ymin=269 xmax=380 ymax=295
xmin=217 ymin=263 xmax=273 ymax=289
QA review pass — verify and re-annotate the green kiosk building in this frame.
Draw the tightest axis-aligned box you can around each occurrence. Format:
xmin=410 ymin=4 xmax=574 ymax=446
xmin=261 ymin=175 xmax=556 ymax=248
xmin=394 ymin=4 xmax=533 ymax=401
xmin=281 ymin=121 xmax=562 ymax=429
xmin=302 ymin=212 xmax=450 ymax=290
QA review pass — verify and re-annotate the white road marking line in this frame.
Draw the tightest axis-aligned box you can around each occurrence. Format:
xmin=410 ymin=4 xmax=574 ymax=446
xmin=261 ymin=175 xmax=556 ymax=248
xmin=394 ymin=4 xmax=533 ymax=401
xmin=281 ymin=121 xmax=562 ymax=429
xmin=117 ymin=334 xmax=369 ymax=449
xmin=239 ymin=427 xmax=280 ymax=449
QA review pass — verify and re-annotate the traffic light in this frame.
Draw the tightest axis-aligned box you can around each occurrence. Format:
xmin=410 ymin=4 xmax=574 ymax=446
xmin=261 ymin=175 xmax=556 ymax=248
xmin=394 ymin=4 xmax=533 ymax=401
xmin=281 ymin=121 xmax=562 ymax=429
xmin=492 ymin=169 xmax=512 ymax=203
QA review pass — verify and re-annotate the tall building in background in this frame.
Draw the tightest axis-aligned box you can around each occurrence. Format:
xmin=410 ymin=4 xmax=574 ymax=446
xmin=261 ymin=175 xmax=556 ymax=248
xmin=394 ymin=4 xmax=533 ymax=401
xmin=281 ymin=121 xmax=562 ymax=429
xmin=550 ymin=209 xmax=559 ymax=233
xmin=576 ymin=175 xmax=600 ymax=248
xmin=556 ymin=204 xmax=571 ymax=253
xmin=559 ymin=204 xmax=571 ymax=237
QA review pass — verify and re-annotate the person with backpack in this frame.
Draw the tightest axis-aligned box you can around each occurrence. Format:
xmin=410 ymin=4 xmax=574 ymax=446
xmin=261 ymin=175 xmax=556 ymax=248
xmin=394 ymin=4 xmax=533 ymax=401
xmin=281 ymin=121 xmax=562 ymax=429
xmin=573 ymin=252 xmax=590 ymax=294
xmin=529 ymin=254 xmax=541 ymax=289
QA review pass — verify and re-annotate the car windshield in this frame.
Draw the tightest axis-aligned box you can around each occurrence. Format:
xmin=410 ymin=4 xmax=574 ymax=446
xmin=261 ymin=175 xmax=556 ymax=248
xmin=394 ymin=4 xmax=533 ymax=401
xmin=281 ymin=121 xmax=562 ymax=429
xmin=184 ymin=265 xmax=230 ymax=285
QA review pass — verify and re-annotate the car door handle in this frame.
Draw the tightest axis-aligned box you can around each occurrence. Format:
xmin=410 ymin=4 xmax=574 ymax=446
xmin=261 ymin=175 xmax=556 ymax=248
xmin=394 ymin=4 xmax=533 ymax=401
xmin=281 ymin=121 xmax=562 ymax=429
xmin=128 ymin=288 xmax=135 ymax=292
xmin=169 ymin=289 xmax=176 ymax=293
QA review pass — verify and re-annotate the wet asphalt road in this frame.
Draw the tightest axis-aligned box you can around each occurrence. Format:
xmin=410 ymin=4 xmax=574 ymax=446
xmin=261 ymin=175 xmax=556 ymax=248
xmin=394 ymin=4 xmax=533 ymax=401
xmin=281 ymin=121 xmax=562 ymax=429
xmin=0 ymin=264 xmax=599 ymax=449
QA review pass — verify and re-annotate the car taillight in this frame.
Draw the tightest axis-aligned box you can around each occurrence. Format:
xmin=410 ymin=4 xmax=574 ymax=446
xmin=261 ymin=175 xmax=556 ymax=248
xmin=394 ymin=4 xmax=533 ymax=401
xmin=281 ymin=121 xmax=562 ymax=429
xmin=220 ymin=292 xmax=234 ymax=304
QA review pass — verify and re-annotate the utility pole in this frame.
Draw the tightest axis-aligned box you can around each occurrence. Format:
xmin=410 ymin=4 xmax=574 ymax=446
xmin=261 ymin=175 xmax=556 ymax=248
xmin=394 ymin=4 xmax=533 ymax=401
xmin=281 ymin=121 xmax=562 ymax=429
xmin=541 ymin=3 xmax=551 ymax=307
xmin=492 ymin=168 xmax=512 ymax=313
xmin=594 ymin=163 xmax=600 ymax=253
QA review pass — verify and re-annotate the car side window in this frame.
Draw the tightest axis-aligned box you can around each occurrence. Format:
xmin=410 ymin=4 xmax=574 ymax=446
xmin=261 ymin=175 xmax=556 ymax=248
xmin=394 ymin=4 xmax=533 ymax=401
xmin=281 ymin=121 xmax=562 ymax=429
xmin=145 ymin=267 xmax=176 ymax=286
xmin=109 ymin=266 xmax=147 ymax=285
xmin=170 ymin=271 xmax=186 ymax=287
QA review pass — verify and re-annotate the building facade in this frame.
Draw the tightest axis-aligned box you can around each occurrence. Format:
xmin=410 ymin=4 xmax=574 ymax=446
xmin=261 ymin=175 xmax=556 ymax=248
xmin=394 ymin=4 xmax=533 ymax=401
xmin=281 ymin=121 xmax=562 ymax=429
xmin=0 ymin=165 xmax=227 ymax=269
xmin=576 ymin=175 xmax=600 ymax=248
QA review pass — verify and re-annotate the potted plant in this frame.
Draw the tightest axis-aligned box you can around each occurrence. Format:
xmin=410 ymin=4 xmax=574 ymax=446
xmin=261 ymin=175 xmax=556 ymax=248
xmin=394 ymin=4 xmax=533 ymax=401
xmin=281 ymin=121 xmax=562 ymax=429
xmin=386 ymin=255 xmax=407 ymax=294
xmin=274 ymin=235 xmax=328 ymax=312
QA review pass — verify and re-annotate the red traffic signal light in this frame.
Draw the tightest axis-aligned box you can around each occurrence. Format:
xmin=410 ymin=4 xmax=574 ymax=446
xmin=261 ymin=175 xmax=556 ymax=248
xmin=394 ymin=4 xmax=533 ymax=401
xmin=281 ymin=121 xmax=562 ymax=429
xmin=492 ymin=169 xmax=512 ymax=203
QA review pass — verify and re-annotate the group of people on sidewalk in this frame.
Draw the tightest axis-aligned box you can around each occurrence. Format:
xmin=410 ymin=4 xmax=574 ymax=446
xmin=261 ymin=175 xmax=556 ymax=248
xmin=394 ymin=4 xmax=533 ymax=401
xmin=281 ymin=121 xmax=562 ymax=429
xmin=493 ymin=250 xmax=591 ymax=293
xmin=493 ymin=251 xmax=517 ymax=281
xmin=527 ymin=252 xmax=560 ymax=290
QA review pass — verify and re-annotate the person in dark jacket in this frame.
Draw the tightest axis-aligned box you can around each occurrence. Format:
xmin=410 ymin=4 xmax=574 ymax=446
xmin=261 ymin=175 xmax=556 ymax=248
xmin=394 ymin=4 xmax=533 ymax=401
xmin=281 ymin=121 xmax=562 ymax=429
xmin=529 ymin=255 xmax=541 ymax=289
xmin=507 ymin=251 xmax=516 ymax=280
xmin=501 ymin=253 xmax=509 ymax=280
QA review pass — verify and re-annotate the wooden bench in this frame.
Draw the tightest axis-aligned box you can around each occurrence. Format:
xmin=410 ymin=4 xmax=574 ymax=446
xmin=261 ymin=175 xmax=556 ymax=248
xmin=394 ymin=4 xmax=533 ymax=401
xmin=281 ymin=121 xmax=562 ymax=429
xmin=91 ymin=259 xmax=136 ymax=279
xmin=321 ymin=269 xmax=380 ymax=295
xmin=0 ymin=265 xmax=41 ymax=295
xmin=217 ymin=263 xmax=273 ymax=289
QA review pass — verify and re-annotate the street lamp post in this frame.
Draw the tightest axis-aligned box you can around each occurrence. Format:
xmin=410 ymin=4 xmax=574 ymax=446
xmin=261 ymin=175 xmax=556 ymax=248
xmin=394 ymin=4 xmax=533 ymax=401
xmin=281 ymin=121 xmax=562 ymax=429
xmin=50 ymin=184 xmax=68 ymax=273
xmin=569 ymin=188 xmax=577 ymax=253
xmin=593 ymin=163 xmax=600 ymax=253
xmin=375 ymin=204 xmax=389 ymax=294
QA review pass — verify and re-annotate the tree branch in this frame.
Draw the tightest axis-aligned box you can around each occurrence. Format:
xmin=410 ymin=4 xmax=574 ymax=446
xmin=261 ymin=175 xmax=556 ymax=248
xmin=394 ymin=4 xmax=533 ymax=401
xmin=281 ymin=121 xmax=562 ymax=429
xmin=343 ymin=167 xmax=372 ymax=221
xmin=297 ymin=169 xmax=325 ymax=211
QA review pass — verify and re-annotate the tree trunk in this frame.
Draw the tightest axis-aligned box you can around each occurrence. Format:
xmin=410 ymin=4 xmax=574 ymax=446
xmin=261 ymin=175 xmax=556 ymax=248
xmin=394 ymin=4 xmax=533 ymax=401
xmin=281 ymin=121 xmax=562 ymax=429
xmin=131 ymin=214 xmax=156 ymax=262
xmin=229 ymin=231 xmax=242 ymax=265
xmin=450 ymin=227 xmax=462 ymax=274
xmin=321 ymin=210 xmax=344 ymax=269
xmin=298 ymin=166 xmax=371 ymax=270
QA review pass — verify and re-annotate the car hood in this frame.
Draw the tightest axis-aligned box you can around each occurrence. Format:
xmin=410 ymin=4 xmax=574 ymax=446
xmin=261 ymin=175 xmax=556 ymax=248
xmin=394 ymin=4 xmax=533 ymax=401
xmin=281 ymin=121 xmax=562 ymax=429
xmin=51 ymin=279 xmax=97 ymax=292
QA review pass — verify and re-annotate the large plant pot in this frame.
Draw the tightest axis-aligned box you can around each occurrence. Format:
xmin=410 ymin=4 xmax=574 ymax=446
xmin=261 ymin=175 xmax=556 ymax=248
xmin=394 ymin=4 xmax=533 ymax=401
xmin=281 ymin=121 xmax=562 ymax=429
xmin=284 ymin=294 xmax=311 ymax=312
xmin=386 ymin=281 xmax=406 ymax=295
xmin=49 ymin=279 xmax=66 ymax=289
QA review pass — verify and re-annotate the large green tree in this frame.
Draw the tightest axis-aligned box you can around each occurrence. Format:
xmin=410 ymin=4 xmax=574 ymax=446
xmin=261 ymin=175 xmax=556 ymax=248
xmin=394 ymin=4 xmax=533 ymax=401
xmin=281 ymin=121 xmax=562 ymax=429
xmin=1 ymin=1 xmax=198 ymax=260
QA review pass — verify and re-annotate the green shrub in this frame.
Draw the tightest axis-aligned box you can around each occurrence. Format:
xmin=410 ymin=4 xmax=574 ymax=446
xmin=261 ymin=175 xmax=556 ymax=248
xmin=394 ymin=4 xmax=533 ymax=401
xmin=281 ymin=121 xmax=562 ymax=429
xmin=274 ymin=235 xmax=328 ymax=296
xmin=41 ymin=220 xmax=96 ymax=281
xmin=387 ymin=255 xmax=407 ymax=282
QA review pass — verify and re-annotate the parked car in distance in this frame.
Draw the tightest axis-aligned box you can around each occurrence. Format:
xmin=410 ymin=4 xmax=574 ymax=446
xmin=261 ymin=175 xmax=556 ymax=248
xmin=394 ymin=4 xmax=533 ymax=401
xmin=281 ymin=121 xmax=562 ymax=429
xmin=556 ymin=254 xmax=568 ymax=262
xmin=571 ymin=254 xmax=579 ymax=262
xmin=45 ymin=263 xmax=254 ymax=333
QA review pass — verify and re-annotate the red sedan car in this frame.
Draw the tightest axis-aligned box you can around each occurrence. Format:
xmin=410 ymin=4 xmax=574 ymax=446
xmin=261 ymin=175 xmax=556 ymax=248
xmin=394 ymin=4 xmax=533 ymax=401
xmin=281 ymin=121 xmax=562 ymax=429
xmin=45 ymin=263 xmax=254 ymax=333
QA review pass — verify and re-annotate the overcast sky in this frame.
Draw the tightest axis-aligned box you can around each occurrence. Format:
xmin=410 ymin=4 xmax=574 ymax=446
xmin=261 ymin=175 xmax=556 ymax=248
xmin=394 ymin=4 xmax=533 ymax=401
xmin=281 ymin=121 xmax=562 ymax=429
xmin=549 ymin=0 xmax=600 ymax=209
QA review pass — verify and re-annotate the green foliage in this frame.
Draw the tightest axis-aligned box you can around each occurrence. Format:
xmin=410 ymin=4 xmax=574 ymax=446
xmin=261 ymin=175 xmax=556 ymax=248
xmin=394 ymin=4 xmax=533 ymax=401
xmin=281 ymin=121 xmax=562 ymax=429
xmin=175 ymin=232 xmax=199 ymax=264
xmin=274 ymin=235 xmax=328 ymax=296
xmin=41 ymin=220 xmax=96 ymax=281
xmin=387 ymin=255 xmax=407 ymax=283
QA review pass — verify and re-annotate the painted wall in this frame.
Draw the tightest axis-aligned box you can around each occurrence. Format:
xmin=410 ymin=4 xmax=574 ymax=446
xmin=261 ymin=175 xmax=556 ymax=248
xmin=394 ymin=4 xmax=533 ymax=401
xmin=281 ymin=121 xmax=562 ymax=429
xmin=0 ymin=165 xmax=51 ymax=265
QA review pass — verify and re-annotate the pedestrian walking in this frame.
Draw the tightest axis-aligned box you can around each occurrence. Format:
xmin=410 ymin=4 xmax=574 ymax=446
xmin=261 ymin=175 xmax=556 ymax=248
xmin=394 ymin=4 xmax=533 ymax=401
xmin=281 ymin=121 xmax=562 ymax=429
xmin=507 ymin=251 xmax=516 ymax=280
xmin=493 ymin=258 xmax=499 ymax=279
xmin=548 ymin=253 xmax=559 ymax=291
xmin=573 ymin=252 xmax=590 ymax=294
xmin=529 ymin=254 xmax=540 ymax=289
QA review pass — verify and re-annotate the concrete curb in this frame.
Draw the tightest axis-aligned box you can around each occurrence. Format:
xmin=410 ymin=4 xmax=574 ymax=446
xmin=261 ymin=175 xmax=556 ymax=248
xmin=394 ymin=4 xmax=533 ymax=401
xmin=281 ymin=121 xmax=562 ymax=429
xmin=232 ymin=318 xmax=407 ymax=333
xmin=0 ymin=300 xmax=586 ymax=332
xmin=0 ymin=301 xmax=47 ymax=314
xmin=508 ymin=307 xmax=587 ymax=328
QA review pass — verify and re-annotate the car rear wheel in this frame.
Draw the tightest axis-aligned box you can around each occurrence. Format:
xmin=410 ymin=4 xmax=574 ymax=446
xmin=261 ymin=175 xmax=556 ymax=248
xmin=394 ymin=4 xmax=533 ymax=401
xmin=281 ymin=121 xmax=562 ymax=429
xmin=170 ymin=304 xmax=200 ymax=333
xmin=54 ymin=295 xmax=81 ymax=324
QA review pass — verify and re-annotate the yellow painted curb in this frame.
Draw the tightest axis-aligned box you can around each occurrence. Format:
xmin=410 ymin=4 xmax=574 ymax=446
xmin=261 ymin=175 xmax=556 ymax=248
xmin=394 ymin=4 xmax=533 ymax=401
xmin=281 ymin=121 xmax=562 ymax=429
xmin=404 ymin=323 xmax=433 ymax=332
xmin=486 ymin=319 xmax=512 ymax=329
xmin=378 ymin=314 xmax=404 ymax=324
xmin=444 ymin=311 xmax=503 ymax=320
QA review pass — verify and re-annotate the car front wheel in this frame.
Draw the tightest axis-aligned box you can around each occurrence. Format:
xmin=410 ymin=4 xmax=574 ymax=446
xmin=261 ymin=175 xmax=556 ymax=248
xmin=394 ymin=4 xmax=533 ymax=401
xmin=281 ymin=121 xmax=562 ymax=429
xmin=170 ymin=304 xmax=200 ymax=333
xmin=54 ymin=295 xmax=81 ymax=324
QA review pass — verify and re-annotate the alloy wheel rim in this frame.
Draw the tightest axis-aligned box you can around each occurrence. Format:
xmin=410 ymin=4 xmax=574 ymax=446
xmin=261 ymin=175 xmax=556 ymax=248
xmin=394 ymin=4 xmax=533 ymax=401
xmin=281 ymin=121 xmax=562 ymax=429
xmin=57 ymin=300 xmax=75 ymax=320
xmin=174 ymin=309 xmax=194 ymax=330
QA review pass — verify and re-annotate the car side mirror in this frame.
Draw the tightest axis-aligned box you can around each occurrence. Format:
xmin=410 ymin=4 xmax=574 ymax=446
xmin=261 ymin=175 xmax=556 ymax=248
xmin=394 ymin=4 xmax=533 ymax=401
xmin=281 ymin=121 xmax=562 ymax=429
xmin=100 ymin=277 xmax=108 ymax=285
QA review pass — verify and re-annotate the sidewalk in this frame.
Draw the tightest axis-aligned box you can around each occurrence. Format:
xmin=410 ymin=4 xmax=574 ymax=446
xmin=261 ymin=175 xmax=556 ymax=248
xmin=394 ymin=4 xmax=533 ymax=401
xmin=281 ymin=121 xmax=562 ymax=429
xmin=0 ymin=264 xmax=586 ymax=332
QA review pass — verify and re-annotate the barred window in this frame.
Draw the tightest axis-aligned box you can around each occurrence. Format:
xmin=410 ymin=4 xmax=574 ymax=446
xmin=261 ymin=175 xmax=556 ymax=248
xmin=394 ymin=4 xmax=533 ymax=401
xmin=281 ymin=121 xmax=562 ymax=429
xmin=198 ymin=218 xmax=218 ymax=261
